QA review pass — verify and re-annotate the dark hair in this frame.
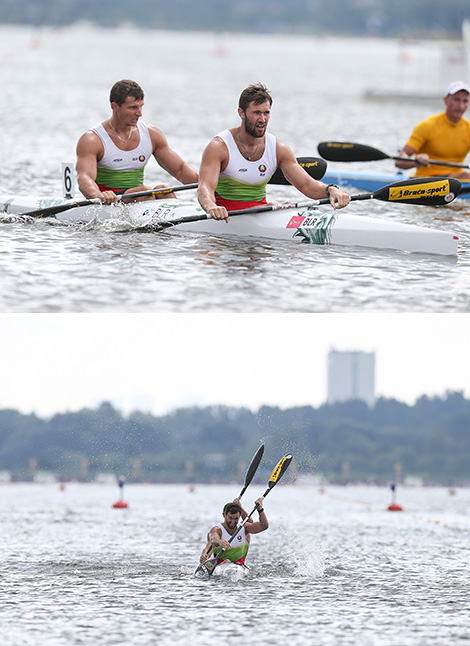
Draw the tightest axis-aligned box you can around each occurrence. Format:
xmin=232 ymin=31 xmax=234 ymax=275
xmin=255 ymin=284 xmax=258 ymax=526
xmin=238 ymin=83 xmax=273 ymax=112
xmin=109 ymin=79 xmax=144 ymax=106
xmin=223 ymin=502 xmax=242 ymax=516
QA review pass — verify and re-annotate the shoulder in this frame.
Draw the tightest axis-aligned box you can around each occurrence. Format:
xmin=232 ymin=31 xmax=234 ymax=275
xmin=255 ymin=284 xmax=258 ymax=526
xmin=459 ymin=116 xmax=470 ymax=130
xmin=412 ymin=112 xmax=441 ymax=130
xmin=76 ymin=128 xmax=103 ymax=155
xmin=427 ymin=112 xmax=447 ymax=129
xmin=212 ymin=133 xmax=231 ymax=150
xmin=146 ymin=123 xmax=169 ymax=148
xmin=202 ymin=135 xmax=229 ymax=160
xmin=276 ymin=138 xmax=296 ymax=163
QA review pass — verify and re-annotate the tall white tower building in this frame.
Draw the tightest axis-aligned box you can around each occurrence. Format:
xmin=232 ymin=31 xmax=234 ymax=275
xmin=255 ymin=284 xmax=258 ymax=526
xmin=327 ymin=349 xmax=376 ymax=407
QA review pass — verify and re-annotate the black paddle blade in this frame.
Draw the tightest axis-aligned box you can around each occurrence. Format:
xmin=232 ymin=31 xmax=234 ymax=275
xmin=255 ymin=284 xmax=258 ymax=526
xmin=372 ymin=177 xmax=461 ymax=206
xmin=195 ymin=554 xmax=219 ymax=578
xmin=244 ymin=444 xmax=264 ymax=485
xmin=19 ymin=198 xmax=100 ymax=218
xmin=318 ymin=142 xmax=388 ymax=162
xmin=270 ymin=157 xmax=327 ymax=184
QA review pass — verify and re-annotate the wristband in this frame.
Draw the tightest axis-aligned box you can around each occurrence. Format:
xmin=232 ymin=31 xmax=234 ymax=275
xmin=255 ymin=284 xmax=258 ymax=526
xmin=326 ymin=183 xmax=339 ymax=198
xmin=258 ymin=508 xmax=264 ymax=514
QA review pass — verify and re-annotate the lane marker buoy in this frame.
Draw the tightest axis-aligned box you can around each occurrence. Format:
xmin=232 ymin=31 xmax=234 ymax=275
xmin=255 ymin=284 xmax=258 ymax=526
xmin=112 ymin=477 xmax=128 ymax=509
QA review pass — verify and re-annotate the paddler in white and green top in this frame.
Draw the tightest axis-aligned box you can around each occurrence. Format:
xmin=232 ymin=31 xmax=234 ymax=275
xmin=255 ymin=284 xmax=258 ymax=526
xmin=199 ymin=497 xmax=268 ymax=566
xmin=198 ymin=82 xmax=350 ymax=221
xmin=76 ymin=79 xmax=198 ymax=204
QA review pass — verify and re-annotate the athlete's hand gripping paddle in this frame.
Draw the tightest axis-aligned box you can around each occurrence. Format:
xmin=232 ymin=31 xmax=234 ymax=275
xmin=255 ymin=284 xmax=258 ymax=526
xmin=195 ymin=453 xmax=293 ymax=578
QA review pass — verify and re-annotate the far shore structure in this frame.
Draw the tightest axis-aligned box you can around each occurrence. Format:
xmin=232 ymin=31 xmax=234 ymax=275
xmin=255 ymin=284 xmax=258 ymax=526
xmin=327 ymin=349 xmax=376 ymax=407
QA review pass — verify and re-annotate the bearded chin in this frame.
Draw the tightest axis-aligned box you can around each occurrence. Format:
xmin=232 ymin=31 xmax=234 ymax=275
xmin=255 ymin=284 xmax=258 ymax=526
xmin=245 ymin=121 xmax=265 ymax=138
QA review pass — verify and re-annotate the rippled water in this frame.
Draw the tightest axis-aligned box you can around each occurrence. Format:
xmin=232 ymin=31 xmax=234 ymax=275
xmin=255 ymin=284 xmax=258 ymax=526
xmin=1 ymin=482 xmax=469 ymax=645
xmin=0 ymin=25 xmax=469 ymax=312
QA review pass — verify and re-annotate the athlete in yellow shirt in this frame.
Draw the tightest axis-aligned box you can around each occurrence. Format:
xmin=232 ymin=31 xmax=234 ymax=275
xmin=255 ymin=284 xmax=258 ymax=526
xmin=395 ymin=80 xmax=470 ymax=180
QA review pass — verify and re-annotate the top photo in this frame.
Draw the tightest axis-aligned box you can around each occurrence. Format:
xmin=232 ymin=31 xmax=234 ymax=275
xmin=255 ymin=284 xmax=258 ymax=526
xmin=0 ymin=3 xmax=469 ymax=312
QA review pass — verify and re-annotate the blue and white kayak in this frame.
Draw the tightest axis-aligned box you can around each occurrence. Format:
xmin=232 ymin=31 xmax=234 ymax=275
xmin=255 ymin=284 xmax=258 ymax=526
xmin=0 ymin=194 xmax=459 ymax=256
xmin=322 ymin=168 xmax=470 ymax=199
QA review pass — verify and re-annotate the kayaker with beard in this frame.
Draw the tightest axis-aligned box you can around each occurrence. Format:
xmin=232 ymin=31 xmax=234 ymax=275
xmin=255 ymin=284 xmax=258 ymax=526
xmin=76 ymin=79 xmax=198 ymax=204
xmin=199 ymin=498 xmax=268 ymax=565
xmin=395 ymin=80 xmax=470 ymax=180
xmin=197 ymin=82 xmax=350 ymax=222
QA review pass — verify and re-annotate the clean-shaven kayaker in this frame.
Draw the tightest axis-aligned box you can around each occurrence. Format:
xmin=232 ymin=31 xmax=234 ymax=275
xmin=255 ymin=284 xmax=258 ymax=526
xmin=197 ymin=82 xmax=350 ymax=221
xmin=199 ymin=498 xmax=268 ymax=565
xmin=76 ymin=79 xmax=198 ymax=204
xmin=395 ymin=80 xmax=470 ymax=180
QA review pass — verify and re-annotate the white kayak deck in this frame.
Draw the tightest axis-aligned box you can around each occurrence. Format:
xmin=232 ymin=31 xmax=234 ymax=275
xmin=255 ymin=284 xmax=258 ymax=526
xmin=0 ymin=195 xmax=459 ymax=256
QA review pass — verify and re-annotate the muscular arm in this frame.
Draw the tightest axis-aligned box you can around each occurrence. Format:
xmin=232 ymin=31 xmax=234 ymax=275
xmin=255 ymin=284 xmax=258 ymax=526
xmin=76 ymin=131 xmax=118 ymax=203
xmin=149 ymin=125 xmax=198 ymax=185
xmin=244 ymin=497 xmax=269 ymax=535
xmin=232 ymin=497 xmax=253 ymax=523
xmin=245 ymin=511 xmax=269 ymax=535
xmin=208 ymin=526 xmax=230 ymax=549
xmin=199 ymin=538 xmax=212 ymax=563
xmin=197 ymin=137 xmax=231 ymax=221
xmin=277 ymin=141 xmax=350 ymax=209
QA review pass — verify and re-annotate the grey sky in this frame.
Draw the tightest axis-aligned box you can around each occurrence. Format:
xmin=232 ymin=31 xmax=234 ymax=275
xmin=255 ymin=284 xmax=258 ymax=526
xmin=1 ymin=313 xmax=467 ymax=417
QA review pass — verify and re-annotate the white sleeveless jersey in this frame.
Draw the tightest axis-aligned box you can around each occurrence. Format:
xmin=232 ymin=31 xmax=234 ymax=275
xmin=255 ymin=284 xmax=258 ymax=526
xmin=216 ymin=129 xmax=278 ymax=202
xmin=214 ymin=522 xmax=249 ymax=562
xmin=92 ymin=120 xmax=153 ymax=189
xmin=217 ymin=522 xmax=248 ymax=544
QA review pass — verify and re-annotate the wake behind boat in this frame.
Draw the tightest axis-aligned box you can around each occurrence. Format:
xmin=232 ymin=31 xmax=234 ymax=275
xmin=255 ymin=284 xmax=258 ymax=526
xmin=0 ymin=194 xmax=459 ymax=256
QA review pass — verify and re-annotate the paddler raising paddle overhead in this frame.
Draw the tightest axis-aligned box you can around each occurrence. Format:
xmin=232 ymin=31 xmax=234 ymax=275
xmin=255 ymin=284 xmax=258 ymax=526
xmin=199 ymin=497 xmax=268 ymax=566
xmin=76 ymin=79 xmax=199 ymax=204
xmin=197 ymin=82 xmax=350 ymax=221
xmin=395 ymin=80 xmax=470 ymax=180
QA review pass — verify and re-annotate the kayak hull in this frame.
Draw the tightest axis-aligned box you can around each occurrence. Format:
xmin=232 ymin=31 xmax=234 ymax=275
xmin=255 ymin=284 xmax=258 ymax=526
xmin=212 ymin=562 xmax=250 ymax=580
xmin=0 ymin=195 xmax=459 ymax=256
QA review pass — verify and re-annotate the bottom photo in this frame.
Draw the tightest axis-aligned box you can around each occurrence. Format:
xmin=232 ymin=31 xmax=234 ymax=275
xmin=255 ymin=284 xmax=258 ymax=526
xmin=0 ymin=313 xmax=468 ymax=645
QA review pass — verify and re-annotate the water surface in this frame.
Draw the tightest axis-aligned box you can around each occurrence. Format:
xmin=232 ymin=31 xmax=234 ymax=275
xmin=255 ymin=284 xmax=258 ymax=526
xmin=1 ymin=482 xmax=469 ymax=645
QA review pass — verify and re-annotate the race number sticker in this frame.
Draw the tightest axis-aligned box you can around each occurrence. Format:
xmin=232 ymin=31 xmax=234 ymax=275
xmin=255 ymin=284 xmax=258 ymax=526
xmin=62 ymin=162 xmax=75 ymax=199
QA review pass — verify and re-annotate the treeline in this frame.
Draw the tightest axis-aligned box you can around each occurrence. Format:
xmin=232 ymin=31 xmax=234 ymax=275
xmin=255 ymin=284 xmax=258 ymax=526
xmin=0 ymin=0 xmax=468 ymax=38
xmin=0 ymin=391 xmax=468 ymax=484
